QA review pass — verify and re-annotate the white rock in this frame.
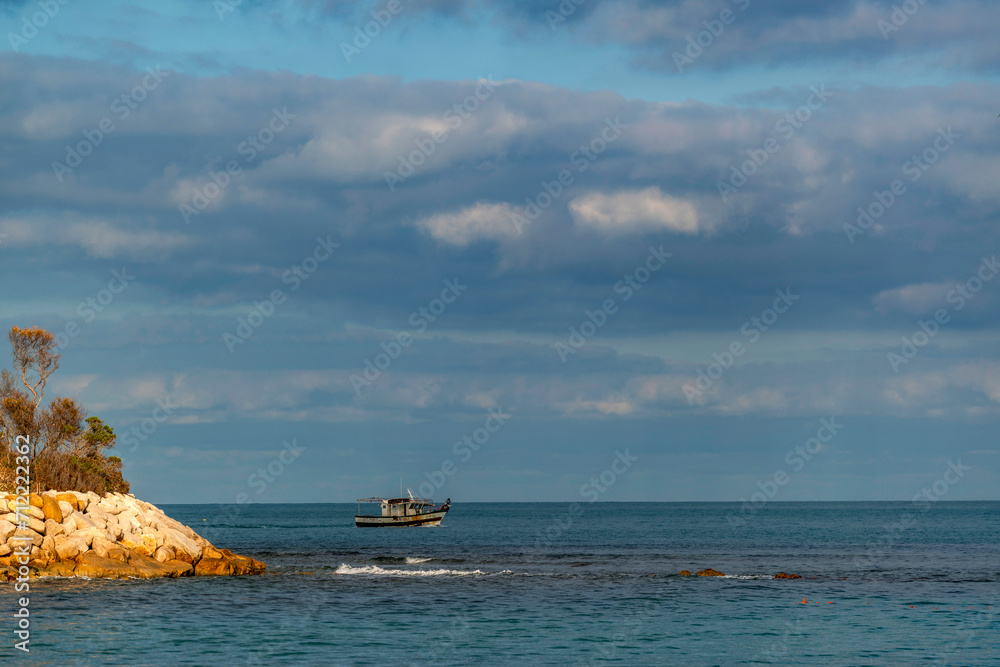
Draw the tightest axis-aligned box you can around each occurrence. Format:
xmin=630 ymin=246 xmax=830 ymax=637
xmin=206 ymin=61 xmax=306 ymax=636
xmin=44 ymin=518 xmax=63 ymax=537
xmin=57 ymin=500 xmax=75 ymax=518
xmin=53 ymin=534 xmax=89 ymax=560
xmin=71 ymin=526 xmax=104 ymax=548
xmin=0 ymin=519 xmax=15 ymax=543
xmin=162 ymin=528 xmax=202 ymax=562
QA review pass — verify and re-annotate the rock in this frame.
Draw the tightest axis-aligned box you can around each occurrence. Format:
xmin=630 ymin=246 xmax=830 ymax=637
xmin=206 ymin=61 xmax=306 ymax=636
xmin=37 ymin=561 xmax=76 ymax=577
xmin=74 ymin=552 xmax=137 ymax=579
xmin=71 ymin=491 xmax=90 ymax=511
xmin=162 ymin=559 xmax=194 ymax=577
xmin=0 ymin=544 xmax=11 ymax=557
xmin=41 ymin=494 xmax=62 ymax=523
xmin=221 ymin=549 xmax=266 ymax=576
xmin=28 ymin=493 xmax=43 ymax=508
xmin=53 ymin=534 xmax=89 ymax=560
xmin=8 ymin=502 xmax=44 ymax=521
xmin=695 ymin=568 xmax=726 ymax=577
xmin=56 ymin=493 xmax=79 ymax=511
xmin=774 ymin=572 xmax=802 ymax=579
xmin=0 ymin=520 xmax=15 ymax=543
xmin=120 ymin=530 xmax=153 ymax=557
xmin=39 ymin=535 xmax=57 ymax=563
xmin=44 ymin=518 xmax=64 ymax=537
xmin=57 ymin=500 xmax=75 ymax=518
xmin=25 ymin=515 xmax=46 ymax=534
xmin=10 ymin=527 xmax=43 ymax=548
xmin=104 ymin=516 xmax=123 ymax=541
xmin=677 ymin=570 xmax=692 ymax=576
xmin=162 ymin=529 xmax=202 ymax=563
xmin=71 ymin=527 xmax=105 ymax=548
xmin=129 ymin=555 xmax=192 ymax=579
xmin=91 ymin=536 xmax=127 ymax=562
xmin=194 ymin=557 xmax=233 ymax=576
xmin=153 ymin=545 xmax=175 ymax=563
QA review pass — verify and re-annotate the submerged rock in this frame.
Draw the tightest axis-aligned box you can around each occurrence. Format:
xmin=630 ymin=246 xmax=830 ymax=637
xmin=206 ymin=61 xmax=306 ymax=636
xmin=677 ymin=570 xmax=692 ymax=576
xmin=774 ymin=572 xmax=802 ymax=579
xmin=0 ymin=491 xmax=265 ymax=580
xmin=695 ymin=568 xmax=725 ymax=577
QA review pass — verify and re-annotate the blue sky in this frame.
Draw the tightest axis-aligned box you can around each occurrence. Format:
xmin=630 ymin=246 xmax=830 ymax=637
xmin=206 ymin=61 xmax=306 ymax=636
xmin=1 ymin=0 xmax=998 ymax=503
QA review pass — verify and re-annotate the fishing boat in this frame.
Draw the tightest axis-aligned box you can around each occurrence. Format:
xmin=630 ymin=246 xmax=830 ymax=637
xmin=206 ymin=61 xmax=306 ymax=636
xmin=355 ymin=490 xmax=451 ymax=527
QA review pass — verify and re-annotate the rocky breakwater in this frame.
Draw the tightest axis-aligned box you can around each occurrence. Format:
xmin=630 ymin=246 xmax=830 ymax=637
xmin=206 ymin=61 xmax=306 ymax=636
xmin=0 ymin=491 xmax=265 ymax=579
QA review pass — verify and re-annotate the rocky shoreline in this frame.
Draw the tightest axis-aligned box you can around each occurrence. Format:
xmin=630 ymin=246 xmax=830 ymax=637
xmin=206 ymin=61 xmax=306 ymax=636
xmin=0 ymin=491 xmax=265 ymax=580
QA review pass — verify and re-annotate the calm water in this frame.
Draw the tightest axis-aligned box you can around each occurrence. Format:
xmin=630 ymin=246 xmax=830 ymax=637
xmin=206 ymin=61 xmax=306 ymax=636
xmin=2 ymin=502 xmax=998 ymax=665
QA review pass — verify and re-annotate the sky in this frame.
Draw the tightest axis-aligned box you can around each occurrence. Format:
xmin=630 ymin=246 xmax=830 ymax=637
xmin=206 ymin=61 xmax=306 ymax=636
xmin=0 ymin=0 xmax=998 ymax=504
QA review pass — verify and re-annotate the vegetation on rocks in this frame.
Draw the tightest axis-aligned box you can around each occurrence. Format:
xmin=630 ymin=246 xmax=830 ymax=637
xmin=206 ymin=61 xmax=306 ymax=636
xmin=0 ymin=326 xmax=128 ymax=494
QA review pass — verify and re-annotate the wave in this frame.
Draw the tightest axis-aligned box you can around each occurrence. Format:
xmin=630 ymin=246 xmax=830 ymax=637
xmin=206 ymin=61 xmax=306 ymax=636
xmin=405 ymin=557 xmax=432 ymax=564
xmin=335 ymin=563 xmax=503 ymax=577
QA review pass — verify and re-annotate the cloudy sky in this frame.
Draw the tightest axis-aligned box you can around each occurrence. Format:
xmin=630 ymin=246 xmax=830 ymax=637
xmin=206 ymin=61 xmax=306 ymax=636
xmin=1 ymin=0 xmax=998 ymax=504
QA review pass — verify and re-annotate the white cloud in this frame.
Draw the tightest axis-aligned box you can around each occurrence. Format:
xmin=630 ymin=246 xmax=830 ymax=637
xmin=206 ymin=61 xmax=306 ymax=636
xmin=872 ymin=281 xmax=952 ymax=315
xmin=568 ymin=187 xmax=701 ymax=235
xmin=416 ymin=202 xmax=519 ymax=246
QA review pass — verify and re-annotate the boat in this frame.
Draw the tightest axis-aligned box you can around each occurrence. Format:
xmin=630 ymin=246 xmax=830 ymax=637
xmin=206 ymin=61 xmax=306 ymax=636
xmin=355 ymin=490 xmax=451 ymax=527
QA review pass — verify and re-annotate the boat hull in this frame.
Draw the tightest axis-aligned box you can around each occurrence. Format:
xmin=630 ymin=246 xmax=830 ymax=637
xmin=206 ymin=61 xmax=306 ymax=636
xmin=355 ymin=509 xmax=448 ymax=527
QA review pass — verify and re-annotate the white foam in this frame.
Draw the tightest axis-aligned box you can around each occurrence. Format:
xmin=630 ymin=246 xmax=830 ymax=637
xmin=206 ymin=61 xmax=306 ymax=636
xmin=405 ymin=557 xmax=432 ymax=564
xmin=723 ymin=574 xmax=775 ymax=580
xmin=336 ymin=563 xmax=488 ymax=576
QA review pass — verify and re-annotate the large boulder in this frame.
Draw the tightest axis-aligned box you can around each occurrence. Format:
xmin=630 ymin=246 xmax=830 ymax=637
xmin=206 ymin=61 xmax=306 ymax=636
xmin=91 ymin=536 xmax=127 ymax=562
xmin=194 ymin=557 xmax=233 ymax=576
xmin=774 ymin=572 xmax=802 ymax=579
xmin=74 ymin=552 xmax=137 ymax=579
xmin=0 ymin=520 xmax=15 ymax=543
xmin=41 ymin=495 xmax=62 ymax=523
xmin=71 ymin=526 xmax=105 ymax=548
xmin=695 ymin=568 xmax=726 ymax=577
xmin=53 ymin=534 xmax=89 ymax=560
xmin=153 ymin=545 xmax=176 ymax=563
xmin=162 ymin=529 xmax=202 ymax=564
xmin=56 ymin=493 xmax=80 ymax=511
xmin=57 ymin=500 xmax=75 ymax=518
xmin=44 ymin=518 xmax=64 ymax=537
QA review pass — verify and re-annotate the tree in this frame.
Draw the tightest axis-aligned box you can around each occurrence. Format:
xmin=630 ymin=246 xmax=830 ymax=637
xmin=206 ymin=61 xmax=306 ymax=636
xmin=0 ymin=326 xmax=129 ymax=494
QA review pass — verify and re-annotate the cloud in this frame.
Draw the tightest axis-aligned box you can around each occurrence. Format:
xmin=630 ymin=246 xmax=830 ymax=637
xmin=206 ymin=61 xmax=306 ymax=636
xmin=872 ymin=281 xmax=953 ymax=315
xmin=568 ymin=187 xmax=702 ymax=235
xmin=416 ymin=202 xmax=519 ymax=246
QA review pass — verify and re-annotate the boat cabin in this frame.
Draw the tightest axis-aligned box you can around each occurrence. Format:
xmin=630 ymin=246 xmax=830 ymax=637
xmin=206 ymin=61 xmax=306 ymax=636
xmin=357 ymin=495 xmax=435 ymax=517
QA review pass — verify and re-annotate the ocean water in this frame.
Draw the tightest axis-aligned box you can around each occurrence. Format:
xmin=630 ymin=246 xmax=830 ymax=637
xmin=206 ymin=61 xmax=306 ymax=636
xmin=2 ymin=501 xmax=998 ymax=665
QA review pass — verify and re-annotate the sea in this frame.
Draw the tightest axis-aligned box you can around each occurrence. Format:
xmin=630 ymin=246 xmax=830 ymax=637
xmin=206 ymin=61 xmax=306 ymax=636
xmin=2 ymin=501 xmax=998 ymax=665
